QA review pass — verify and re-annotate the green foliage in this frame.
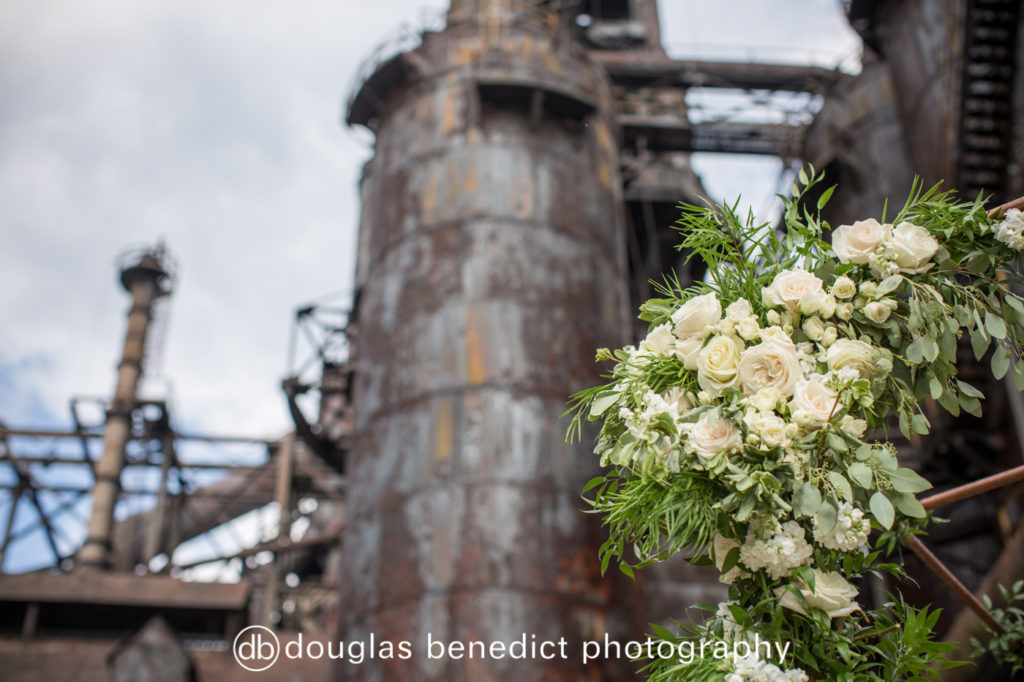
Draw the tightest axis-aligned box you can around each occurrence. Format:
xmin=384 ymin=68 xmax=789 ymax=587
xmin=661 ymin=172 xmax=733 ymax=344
xmin=972 ymin=580 xmax=1024 ymax=674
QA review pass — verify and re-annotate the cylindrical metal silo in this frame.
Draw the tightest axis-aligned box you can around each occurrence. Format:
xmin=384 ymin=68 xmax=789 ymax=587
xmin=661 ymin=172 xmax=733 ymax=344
xmin=341 ymin=1 xmax=638 ymax=679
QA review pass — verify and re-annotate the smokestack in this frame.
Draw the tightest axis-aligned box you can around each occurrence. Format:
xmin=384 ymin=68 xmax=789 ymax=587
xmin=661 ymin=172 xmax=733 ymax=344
xmin=78 ymin=244 xmax=173 ymax=570
xmin=341 ymin=1 xmax=638 ymax=679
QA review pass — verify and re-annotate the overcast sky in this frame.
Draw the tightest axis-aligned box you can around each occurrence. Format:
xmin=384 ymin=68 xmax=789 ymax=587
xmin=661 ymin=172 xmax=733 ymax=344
xmin=0 ymin=1 xmax=859 ymax=569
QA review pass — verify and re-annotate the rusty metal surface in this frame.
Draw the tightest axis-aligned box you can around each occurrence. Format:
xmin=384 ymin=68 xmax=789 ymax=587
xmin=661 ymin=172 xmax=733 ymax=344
xmin=0 ymin=571 xmax=250 ymax=609
xmin=340 ymin=4 xmax=642 ymax=680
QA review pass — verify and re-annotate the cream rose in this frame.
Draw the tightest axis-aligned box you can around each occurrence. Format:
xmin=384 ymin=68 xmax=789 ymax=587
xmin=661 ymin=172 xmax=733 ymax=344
xmin=891 ymin=221 xmax=939 ymax=273
xmin=763 ymin=269 xmax=826 ymax=313
xmin=738 ymin=339 xmax=803 ymax=397
xmin=697 ymin=335 xmax=742 ymax=396
xmin=672 ymin=292 xmax=722 ymax=337
xmin=862 ymin=301 xmax=892 ymax=324
xmin=744 ymin=409 xmax=789 ymax=449
xmin=690 ymin=412 xmax=742 ymax=459
xmin=789 ymin=379 xmax=838 ymax=429
xmin=832 ymin=219 xmax=891 ymax=264
xmin=640 ymin=323 xmax=676 ymax=356
xmin=802 ymin=316 xmax=825 ymax=341
xmin=776 ymin=570 xmax=860 ymax=619
xmin=826 ymin=339 xmax=875 ymax=380
xmin=831 ymin=276 xmax=856 ymax=299
xmin=673 ymin=335 xmax=704 ymax=370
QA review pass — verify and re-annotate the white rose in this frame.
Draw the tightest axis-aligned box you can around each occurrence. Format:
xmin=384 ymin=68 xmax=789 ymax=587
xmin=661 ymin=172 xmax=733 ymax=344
xmin=672 ymin=292 xmax=722 ymax=337
xmin=663 ymin=387 xmax=693 ymax=413
xmin=763 ymin=269 xmax=826 ymax=312
xmin=738 ymin=339 xmax=803 ymax=397
xmin=789 ymin=379 xmax=838 ymax=429
xmin=690 ymin=412 xmax=742 ymax=459
xmin=891 ymin=221 xmax=939 ymax=273
xmin=744 ymin=409 xmax=789 ymax=449
xmin=840 ymin=414 xmax=868 ymax=438
xmin=832 ymin=219 xmax=891 ymax=264
xmin=819 ymin=293 xmax=837 ymax=319
xmin=826 ymin=339 xmax=875 ymax=380
xmin=697 ymin=335 xmax=743 ymax=396
xmin=821 ymin=325 xmax=838 ymax=347
xmin=673 ymin=334 xmax=705 ymax=370
xmin=858 ymin=281 xmax=878 ymax=299
xmin=831 ymin=276 xmax=856 ymax=299
xmin=801 ymin=316 xmax=825 ymax=341
xmin=725 ymin=297 xmax=753 ymax=321
xmin=749 ymin=389 xmax=781 ymax=413
xmin=835 ymin=302 xmax=853 ymax=321
xmin=776 ymin=570 xmax=860 ymax=619
xmin=640 ymin=323 xmax=676 ymax=356
xmin=735 ymin=318 xmax=760 ymax=341
xmin=862 ymin=301 xmax=892 ymax=324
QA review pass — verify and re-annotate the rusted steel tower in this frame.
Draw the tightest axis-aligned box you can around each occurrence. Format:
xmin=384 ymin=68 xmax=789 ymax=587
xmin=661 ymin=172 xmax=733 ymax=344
xmin=78 ymin=245 xmax=174 ymax=570
xmin=342 ymin=1 xmax=637 ymax=679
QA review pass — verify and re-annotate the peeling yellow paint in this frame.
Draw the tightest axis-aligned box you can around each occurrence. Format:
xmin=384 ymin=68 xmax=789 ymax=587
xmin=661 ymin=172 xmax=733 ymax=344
xmin=420 ymin=165 xmax=438 ymax=217
xmin=433 ymin=397 xmax=453 ymax=463
xmin=441 ymin=89 xmax=457 ymax=135
xmin=465 ymin=309 xmax=488 ymax=384
xmin=597 ymin=160 xmax=612 ymax=191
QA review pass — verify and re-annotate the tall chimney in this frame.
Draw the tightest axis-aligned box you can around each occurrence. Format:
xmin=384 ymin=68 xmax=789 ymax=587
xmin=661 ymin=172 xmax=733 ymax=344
xmin=78 ymin=245 xmax=173 ymax=570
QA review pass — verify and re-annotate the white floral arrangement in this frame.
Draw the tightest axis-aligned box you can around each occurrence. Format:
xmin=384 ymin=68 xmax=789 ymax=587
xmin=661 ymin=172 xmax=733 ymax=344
xmin=566 ymin=171 xmax=1024 ymax=681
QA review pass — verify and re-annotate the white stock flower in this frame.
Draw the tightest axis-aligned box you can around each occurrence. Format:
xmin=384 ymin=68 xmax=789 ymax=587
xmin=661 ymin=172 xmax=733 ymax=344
xmin=862 ymin=300 xmax=892 ymax=324
xmin=831 ymin=276 xmax=857 ymax=299
xmin=790 ymin=379 xmax=838 ymax=429
xmin=891 ymin=221 xmax=939 ymax=273
xmin=813 ymin=502 xmax=870 ymax=552
xmin=776 ymin=570 xmax=860 ymax=619
xmin=732 ymin=653 xmax=810 ymax=682
xmin=739 ymin=521 xmax=813 ymax=580
xmin=763 ymin=270 xmax=826 ymax=313
xmin=832 ymin=219 xmax=891 ymax=264
xmin=697 ymin=335 xmax=743 ymax=395
xmin=738 ymin=339 xmax=803 ymax=397
xmin=690 ymin=412 xmax=742 ymax=459
xmin=672 ymin=292 xmax=722 ymax=337
xmin=826 ymin=339 xmax=874 ymax=380
xmin=994 ymin=208 xmax=1024 ymax=251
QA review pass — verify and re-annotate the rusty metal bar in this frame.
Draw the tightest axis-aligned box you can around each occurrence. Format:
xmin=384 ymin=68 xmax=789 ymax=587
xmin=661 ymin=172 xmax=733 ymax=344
xmin=921 ymin=464 xmax=1024 ymax=510
xmin=987 ymin=195 xmax=1024 ymax=218
xmin=0 ymin=426 xmax=275 ymax=445
xmin=904 ymin=534 xmax=1005 ymax=634
xmin=262 ymin=432 xmax=295 ymax=626
xmin=173 ymin=526 xmax=340 ymax=572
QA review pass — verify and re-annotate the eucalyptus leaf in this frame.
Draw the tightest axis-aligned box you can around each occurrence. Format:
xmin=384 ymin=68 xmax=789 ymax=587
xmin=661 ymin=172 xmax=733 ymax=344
xmin=828 ymin=471 xmax=853 ymax=501
xmin=985 ymin=311 xmax=1007 ymax=339
xmin=817 ymin=501 xmax=837 ymax=533
xmin=847 ymin=461 xmax=873 ymax=488
xmin=888 ymin=467 xmax=932 ymax=493
xmin=870 ymin=492 xmax=895 ymax=530
xmin=894 ymin=493 xmax=927 ymax=518
xmin=992 ymin=345 xmax=1010 ymax=379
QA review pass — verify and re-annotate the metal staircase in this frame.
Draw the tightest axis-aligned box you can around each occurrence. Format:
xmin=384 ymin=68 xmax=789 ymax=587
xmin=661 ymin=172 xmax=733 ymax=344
xmin=958 ymin=0 xmax=1020 ymax=203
